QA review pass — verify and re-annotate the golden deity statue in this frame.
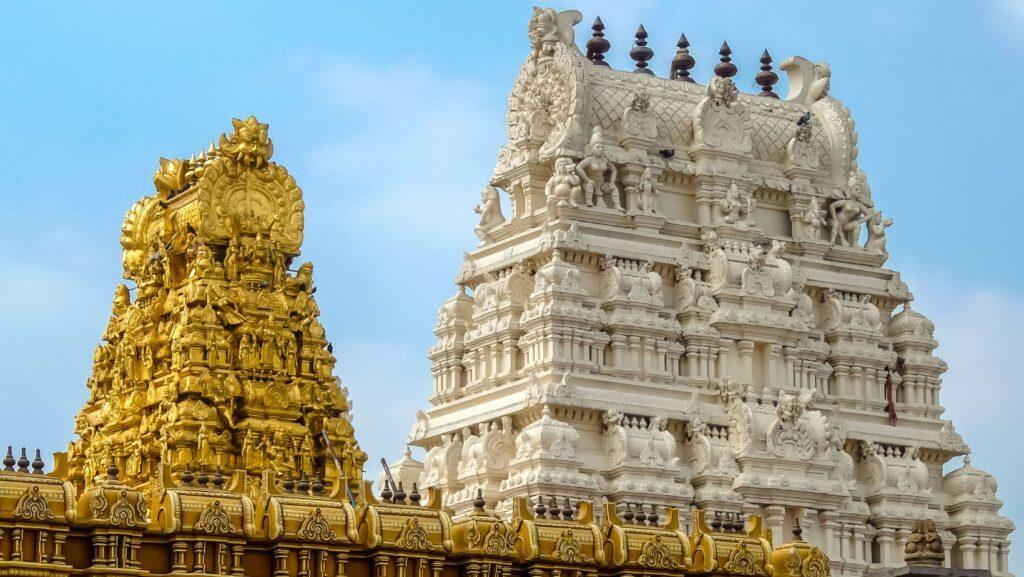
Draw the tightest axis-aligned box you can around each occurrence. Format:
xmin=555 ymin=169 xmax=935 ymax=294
xmin=66 ymin=116 xmax=366 ymax=498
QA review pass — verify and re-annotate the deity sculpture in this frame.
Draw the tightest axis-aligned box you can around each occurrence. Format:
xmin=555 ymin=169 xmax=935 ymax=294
xmin=576 ymin=128 xmax=622 ymax=210
xmin=721 ymin=181 xmax=755 ymax=229
xmin=638 ymin=167 xmax=659 ymax=213
xmin=863 ymin=209 xmax=893 ymax=254
xmin=904 ymin=520 xmax=945 ymax=566
xmin=473 ymin=185 xmax=506 ymax=242
xmin=829 ymin=173 xmax=873 ymax=247
xmin=801 ymin=197 xmax=826 ymax=240
xmin=545 ymin=156 xmax=584 ymax=211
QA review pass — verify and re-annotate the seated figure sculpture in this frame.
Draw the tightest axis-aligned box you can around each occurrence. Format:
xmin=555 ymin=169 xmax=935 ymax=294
xmin=576 ymin=127 xmax=622 ymax=210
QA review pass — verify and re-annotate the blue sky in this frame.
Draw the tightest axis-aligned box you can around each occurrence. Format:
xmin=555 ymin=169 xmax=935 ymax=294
xmin=0 ymin=1 xmax=1021 ymax=568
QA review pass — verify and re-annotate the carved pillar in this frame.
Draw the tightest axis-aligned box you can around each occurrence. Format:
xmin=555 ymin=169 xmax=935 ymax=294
xmin=763 ymin=505 xmax=786 ymax=547
xmin=193 ymin=541 xmax=207 ymax=573
xmin=768 ymin=343 xmax=782 ymax=389
xmin=299 ymin=548 xmax=312 ymax=577
xmin=171 ymin=541 xmax=188 ymax=573
xmin=334 ymin=552 xmax=349 ymax=577
xmin=231 ymin=544 xmax=245 ymax=576
xmin=53 ymin=532 xmax=66 ymax=565
xmin=90 ymin=533 xmax=104 ymax=566
xmin=877 ymin=527 xmax=896 ymax=564
xmin=960 ymin=539 xmax=977 ymax=570
xmin=738 ymin=340 xmax=755 ymax=385
xmin=275 ymin=548 xmax=292 ymax=577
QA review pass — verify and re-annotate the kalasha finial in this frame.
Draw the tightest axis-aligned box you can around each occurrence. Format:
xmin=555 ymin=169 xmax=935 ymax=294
xmin=282 ymin=475 xmax=295 ymax=493
xmin=793 ymin=519 xmax=804 ymax=541
xmin=630 ymin=25 xmax=655 ymax=75
xmin=715 ymin=41 xmax=737 ymax=78
xmin=473 ymin=488 xmax=486 ymax=511
xmin=756 ymin=49 xmax=779 ymax=98
xmin=622 ymin=502 xmax=635 ymax=524
xmin=534 ymin=495 xmax=547 ymax=518
xmin=106 ymin=462 xmax=119 ymax=480
xmin=212 ymin=467 xmax=225 ymax=489
xmin=312 ymin=476 xmax=325 ymax=495
xmin=586 ymin=16 xmax=611 ymax=66
xmin=3 ymin=446 xmax=15 ymax=471
xmin=548 ymin=496 xmax=561 ymax=519
xmin=395 ymin=481 xmax=407 ymax=503
xmin=31 ymin=449 xmax=44 ymax=474
xmin=635 ymin=503 xmax=647 ymax=525
xmin=408 ymin=482 xmax=420 ymax=504
xmin=380 ymin=480 xmax=393 ymax=502
xmin=17 ymin=448 xmax=30 ymax=473
xmin=181 ymin=467 xmax=195 ymax=486
xmin=670 ymin=33 xmax=695 ymax=82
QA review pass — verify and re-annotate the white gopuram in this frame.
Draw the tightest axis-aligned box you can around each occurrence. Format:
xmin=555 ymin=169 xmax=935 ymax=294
xmin=392 ymin=7 xmax=1014 ymax=577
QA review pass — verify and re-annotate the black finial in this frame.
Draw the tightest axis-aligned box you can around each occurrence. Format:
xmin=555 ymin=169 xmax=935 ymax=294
xmin=670 ymin=33 xmax=695 ymax=82
xmin=212 ymin=467 xmax=225 ymax=489
xmin=793 ymin=519 xmax=804 ymax=541
xmin=736 ymin=511 xmax=746 ymax=532
xmin=3 ymin=446 xmax=16 ymax=471
xmin=31 ymin=449 xmax=44 ymax=474
xmin=548 ymin=496 xmax=561 ymax=519
xmin=312 ymin=475 xmax=325 ymax=495
xmin=711 ymin=511 xmax=723 ymax=531
xmin=756 ymin=50 xmax=779 ymax=98
xmin=196 ymin=467 xmax=209 ymax=487
xmin=534 ymin=495 xmax=547 ymax=518
xmin=630 ymin=25 xmax=655 ymax=75
xmin=107 ymin=462 xmax=119 ymax=480
xmin=297 ymin=472 xmax=310 ymax=494
xmin=473 ymin=488 xmax=486 ymax=511
xmin=622 ymin=502 xmax=635 ymax=524
xmin=408 ymin=482 xmax=420 ymax=504
xmin=635 ymin=503 xmax=647 ymax=525
xmin=648 ymin=504 xmax=659 ymax=526
xmin=586 ymin=16 xmax=611 ymax=66
xmin=562 ymin=497 xmax=574 ymax=520
xmin=394 ymin=481 xmax=407 ymax=503
xmin=17 ymin=448 xmax=30 ymax=473
xmin=380 ymin=480 xmax=392 ymax=501
xmin=283 ymin=475 xmax=295 ymax=493
xmin=715 ymin=41 xmax=737 ymax=78
xmin=181 ymin=467 xmax=194 ymax=486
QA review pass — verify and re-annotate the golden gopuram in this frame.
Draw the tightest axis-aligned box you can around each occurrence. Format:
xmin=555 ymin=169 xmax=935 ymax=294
xmin=0 ymin=114 xmax=824 ymax=577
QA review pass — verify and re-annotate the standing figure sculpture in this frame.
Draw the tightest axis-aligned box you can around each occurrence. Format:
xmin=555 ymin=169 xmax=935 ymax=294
xmin=801 ymin=196 xmax=826 ymax=240
xmin=638 ymin=167 xmax=659 ymax=213
xmin=576 ymin=128 xmax=622 ymax=210
xmin=829 ymin=173 xmax=873 ymax=246
xmin=473 ymin=185 xmax=506 ymax=243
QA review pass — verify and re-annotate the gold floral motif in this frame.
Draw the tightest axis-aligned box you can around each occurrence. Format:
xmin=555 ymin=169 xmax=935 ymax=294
xmin=108 ymin=489 xmax=139 ymax=527
xmin=296 ymin=508 xmax=338 ymax=542
xmin=464 ymin=519 xmax=483 ymax=549
xmin=13 ymin=485 xmax=54 ymax=521
xmin=637 ymin=534 xmax=678 ymax=569
xmin=396 ymin=517 xmax=433 ymax=551
xmin=784 ymin=547 xmax=802 ymax=576
xmin=804 ymin=548 xmax=831 ymax=577
xmin=483 ymin=523 xmax=517 ymax=557
xmin=723 ymin=541 xmax=767 ymax=576
xmin=552 ymin=528 xmax=587 ymax=563
xmin=194 ymin=500 xmax=240 ymax=535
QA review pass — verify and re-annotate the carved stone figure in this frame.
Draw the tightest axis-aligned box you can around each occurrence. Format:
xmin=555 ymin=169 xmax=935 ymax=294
xmin=829 ymin=172 xmax=873 ymax=247
xmin=545 ymin=157 xmax=584 ymax=211
xmin=576 ymin=128 xmax=621 ymax=210
xmin=473 ymin=185 xmax=505 ymax=242
xmin=864 ymin=209 xmax=893 ymax=254
xmin=801 ymin=197 xmax=826 ymax=240
xmin=638 ymin=167 xmax=659 ymax=213
xmin=904 ymin=520 xmax=945 ymax=566
xmin=721 ymin=181 xmax=755 ymax=229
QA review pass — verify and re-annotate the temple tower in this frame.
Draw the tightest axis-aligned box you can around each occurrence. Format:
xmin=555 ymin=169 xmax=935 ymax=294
xmin=400 ymin=7 xmax=1014 ymax=577
xmin=66 ymin=116 xmax=367 ymax=499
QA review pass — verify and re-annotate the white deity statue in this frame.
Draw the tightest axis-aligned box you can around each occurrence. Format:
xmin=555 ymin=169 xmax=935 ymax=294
xmin=545 ymin=156 xmax=584 ymax=212
xmin=801 ymin=196 xmax=826 ymax=240
xmin=721 ymin=181 xmax=755 ymax=229
xmin=474 ymin=185 xmax=506 ymax=242
xmin=576 ymin=128 xmax=622 ymax=210
xmin=829 ymin=173 xmax=873 ymax=246
xmin=863 ymin=209 xmax=893 ymax=254
xmin=638 ymin=166 xmax=659 ymax=213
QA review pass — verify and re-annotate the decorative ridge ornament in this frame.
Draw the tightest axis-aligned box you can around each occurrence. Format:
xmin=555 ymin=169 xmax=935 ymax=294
xmin=218 ymin=115 xmax=274 ymax=168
